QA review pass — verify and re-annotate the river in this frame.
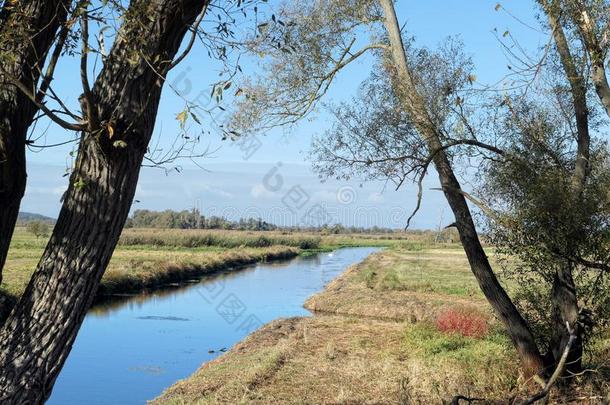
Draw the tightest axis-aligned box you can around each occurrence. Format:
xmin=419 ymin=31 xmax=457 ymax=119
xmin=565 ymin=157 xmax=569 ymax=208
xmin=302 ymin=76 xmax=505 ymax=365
xmin=47 ymin=247 xmax=379 ymax=404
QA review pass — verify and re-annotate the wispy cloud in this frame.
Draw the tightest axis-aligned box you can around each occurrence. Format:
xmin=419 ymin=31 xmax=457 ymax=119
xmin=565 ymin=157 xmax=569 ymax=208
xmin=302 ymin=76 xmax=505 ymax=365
xmin=250 ymin=183 xmax=275 ymax=200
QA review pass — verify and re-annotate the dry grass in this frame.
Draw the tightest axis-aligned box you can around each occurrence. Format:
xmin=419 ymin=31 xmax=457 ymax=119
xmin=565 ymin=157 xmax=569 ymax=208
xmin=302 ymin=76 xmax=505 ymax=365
xmin=152 ymin=246 xmax=520 ymax=405
xmin=153 ymin=316 xmax=520 ymax=405
xmin=119 ymin=228 xmax=322 ymax=249
xmin=98 ymin=246 xmax=299 ymax=297
xmin=118 ymin=228 xmax=452 ymax=251
xmin=5 ymin=228 xmax=608 ymax=403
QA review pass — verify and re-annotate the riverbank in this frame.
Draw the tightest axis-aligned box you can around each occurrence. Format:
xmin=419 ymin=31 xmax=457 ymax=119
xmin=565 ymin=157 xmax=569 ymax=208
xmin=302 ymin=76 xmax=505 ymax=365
xmin=1 ymin=229 xmax=319 ymax=316
xmin=49 ymin=247 xmax=381 ymax=404
xmin=0 ymin=228 xmax=423 ymax=316
xmin=1 ymin=227 xmax=441 ymax=301
xmin=304 ymin=247 xmax=489 ymax=322
xmin=1 ymin=242 xmax=300 ymax=317
xmin=154 ymin=246 xmax=610 ymax=404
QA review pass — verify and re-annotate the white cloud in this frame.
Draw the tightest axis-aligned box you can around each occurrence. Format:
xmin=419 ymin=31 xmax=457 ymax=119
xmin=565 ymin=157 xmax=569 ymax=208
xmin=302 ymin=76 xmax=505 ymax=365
xmin=199 ymin=185 xmax=233 ymax=198
xmin=250 ymin=183 xmax=276 ymax=199
xmin=311 ymin=190 xmax=338 ymax=202
xmin=367 ymin=192 xmax=384 ymax=202
xmin=21 ymin=162 xmax=450 ymax=229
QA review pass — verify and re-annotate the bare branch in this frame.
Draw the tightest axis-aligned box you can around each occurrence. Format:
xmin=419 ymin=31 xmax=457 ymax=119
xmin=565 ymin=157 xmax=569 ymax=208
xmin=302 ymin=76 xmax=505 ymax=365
xmin=169 ymin=4 xmax=209 ymax=70
xmin=405 ymin=165 xmax=427 ymax=229
xmin=0 ymin=66 xmax=85 ymax=131
xmin=36 ymin=3 xmax=75 ymax=101
xmin=431 ymin=186 xmax=504 ymax=224
xmin=79 ymin=6 xmax=98 ymax=131
xmin=449 ymin=395 xmax=486 ymax=405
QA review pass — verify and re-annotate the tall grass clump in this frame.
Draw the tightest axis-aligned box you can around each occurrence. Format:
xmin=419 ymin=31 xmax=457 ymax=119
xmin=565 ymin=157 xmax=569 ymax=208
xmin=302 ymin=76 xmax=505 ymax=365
xmin=119 ymin=229 xmax=321 ymax=250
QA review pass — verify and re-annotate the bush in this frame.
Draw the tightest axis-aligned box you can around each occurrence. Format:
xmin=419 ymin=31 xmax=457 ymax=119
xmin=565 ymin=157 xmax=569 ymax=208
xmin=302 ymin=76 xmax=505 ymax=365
xmin=26 ymin=221 xmax=50 ymax=239
xmin=436 ymin=307 xmax=488 ymax=338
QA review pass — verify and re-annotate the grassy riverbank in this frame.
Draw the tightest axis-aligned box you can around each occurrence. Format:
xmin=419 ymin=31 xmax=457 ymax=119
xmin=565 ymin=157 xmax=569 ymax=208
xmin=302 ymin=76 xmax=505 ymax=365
xmin=154 ymin=246 xmax=610 ymax=404
xmin=1 ymin=228 xmax=429 ymax=306
xmin=0 ymin=229 xmax=303 ymax=315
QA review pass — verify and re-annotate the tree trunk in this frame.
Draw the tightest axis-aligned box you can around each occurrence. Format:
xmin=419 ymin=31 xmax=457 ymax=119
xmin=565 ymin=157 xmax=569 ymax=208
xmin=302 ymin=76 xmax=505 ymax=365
xmin=542 ymin=0 xmax=591 ymax=373
xmin=0 ymin=1 xmax=207 ymax=402
xmin=549 ymin=264 xmax=582 ymax=371
xmin=432 ymin=158 xmax=546 ymax=376
xmin=0 ymin=0 xmax=70 ymax=282
xmin=379 ymin=0 xmax=546 ymax=376
xmin=569 ymin=5 xmax=610 ymax=118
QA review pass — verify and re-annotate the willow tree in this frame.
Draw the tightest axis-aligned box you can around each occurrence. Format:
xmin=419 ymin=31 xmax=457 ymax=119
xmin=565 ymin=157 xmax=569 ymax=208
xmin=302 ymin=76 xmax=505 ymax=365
xmin=475 ymin=0 xmax=610 ymax=375
xmin=0 ymin=0 xmax=71 ymax=282
xmin=0 ymin=0 xmax=210 ymax=402
xmin=226 ymin=0 xmax=609 ymax=384
xmin=488 ymin=0 xmax=610 ymax=373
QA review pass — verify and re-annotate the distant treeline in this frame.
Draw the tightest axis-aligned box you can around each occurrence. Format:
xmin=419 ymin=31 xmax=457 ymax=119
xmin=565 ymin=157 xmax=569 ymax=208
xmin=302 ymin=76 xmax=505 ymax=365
xmin=125 ymin=209 xmax=277 ymax=231
xmin=124 ymin=209 xmax=397 ymax=233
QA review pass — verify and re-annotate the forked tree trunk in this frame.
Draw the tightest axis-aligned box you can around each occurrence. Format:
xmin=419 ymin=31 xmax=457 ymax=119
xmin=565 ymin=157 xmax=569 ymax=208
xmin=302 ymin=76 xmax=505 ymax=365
xmin=543 ymin=0 xmax=591 ymax=373
xmin=379 ymin=0 xmax=546 ymax=376
xmin=0 ymin=0 xmax=70 ymax=282
xmin=0 ymin=0 xmax=207 ymax=402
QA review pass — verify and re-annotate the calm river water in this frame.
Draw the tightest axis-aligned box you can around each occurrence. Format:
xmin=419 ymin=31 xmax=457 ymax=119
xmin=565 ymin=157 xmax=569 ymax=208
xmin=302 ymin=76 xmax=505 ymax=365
xmin=47 ymin=247 xmax=379 ymax=404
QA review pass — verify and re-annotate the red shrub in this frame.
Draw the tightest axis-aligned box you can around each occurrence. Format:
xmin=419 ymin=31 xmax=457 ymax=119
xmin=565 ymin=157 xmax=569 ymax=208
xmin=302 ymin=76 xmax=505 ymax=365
xmin=435 ymin=307 xmax=488 ymax=338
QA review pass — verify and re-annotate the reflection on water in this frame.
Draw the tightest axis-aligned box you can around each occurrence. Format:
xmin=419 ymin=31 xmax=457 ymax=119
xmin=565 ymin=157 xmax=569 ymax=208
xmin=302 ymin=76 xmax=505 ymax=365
xmin=88 ymin=257 xmax=320 ymax=317
xmin=47 ymin=247 xmax=379 ymax=405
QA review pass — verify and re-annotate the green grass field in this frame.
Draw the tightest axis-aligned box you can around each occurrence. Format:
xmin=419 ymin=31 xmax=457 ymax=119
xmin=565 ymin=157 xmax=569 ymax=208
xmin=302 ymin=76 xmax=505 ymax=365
xmin=2 ymin=227 xmax=441 ymax=302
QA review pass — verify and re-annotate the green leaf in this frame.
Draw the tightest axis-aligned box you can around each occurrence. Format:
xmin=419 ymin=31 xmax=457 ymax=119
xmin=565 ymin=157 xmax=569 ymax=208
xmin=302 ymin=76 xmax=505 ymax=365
xmin=74 ymin=178 xmax=86 ymax=190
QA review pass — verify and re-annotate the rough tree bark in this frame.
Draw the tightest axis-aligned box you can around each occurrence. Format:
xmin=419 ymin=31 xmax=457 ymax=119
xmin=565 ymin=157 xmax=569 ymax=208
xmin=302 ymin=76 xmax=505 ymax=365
xmin=0 ymin=0 xmax=70 ymax=282
xmin=543 ymin=0 xmax=591 ymax=372
xmin=569 ymin=2 xmax=610 ymax=118
xmin=379 ymin=0 xmax=546 ymax=376
xmin=0 ymin=0 xmax=208 ymax=402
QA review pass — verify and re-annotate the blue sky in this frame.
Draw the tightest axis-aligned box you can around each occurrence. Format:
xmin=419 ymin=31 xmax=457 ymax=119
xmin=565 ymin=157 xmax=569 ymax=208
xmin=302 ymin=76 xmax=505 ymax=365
xmin=23 ymin=1 xmax=547 ymax=229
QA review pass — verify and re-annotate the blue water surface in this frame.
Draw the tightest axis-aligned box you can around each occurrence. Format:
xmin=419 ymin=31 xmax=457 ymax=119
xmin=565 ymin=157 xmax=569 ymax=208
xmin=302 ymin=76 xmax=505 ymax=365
xmin=47 ymin=247 xmax=379 ymax=405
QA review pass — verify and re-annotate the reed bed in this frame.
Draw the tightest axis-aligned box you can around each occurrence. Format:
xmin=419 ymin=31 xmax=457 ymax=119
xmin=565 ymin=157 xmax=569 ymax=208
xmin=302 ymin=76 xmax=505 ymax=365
xmin=119 ymin=228 xmax=321 ymax=250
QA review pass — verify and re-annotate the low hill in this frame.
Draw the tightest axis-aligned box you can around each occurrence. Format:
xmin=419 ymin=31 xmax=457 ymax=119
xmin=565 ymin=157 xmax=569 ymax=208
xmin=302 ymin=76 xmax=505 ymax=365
xmin=17 ymin=212 xmax=55 ymax=225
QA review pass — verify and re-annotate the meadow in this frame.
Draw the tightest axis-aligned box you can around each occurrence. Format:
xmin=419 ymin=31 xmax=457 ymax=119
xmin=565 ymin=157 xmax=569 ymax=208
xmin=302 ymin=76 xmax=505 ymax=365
xmin=8 ymin=226 xmax=605 ymax=403
xmin=155 ymin=245 xmax=610 ymax=404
